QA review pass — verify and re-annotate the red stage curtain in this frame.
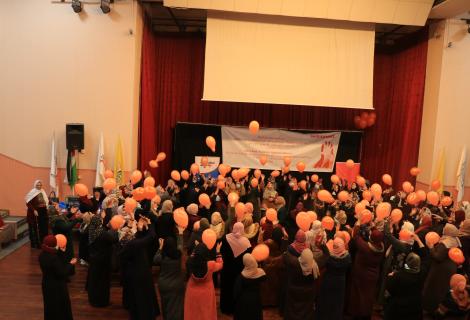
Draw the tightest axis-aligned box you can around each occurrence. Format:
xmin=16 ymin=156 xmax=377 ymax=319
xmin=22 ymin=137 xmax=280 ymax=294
xmin=140 ymin=20 xmax=428 ymax=190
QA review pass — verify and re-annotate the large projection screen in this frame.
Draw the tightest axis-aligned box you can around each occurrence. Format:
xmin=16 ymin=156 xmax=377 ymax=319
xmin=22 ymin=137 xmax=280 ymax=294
xmin=204 ymin=11 xmax=375 ymax=109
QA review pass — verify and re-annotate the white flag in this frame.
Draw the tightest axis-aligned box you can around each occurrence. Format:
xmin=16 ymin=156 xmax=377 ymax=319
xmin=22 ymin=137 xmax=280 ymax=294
xmin=95 ymin=133 xmax=106 ymax=187
xmin=456 ymin=146 xmax=468 ymax=202
xmin=49 ymin=132 xmax=58 ymax=194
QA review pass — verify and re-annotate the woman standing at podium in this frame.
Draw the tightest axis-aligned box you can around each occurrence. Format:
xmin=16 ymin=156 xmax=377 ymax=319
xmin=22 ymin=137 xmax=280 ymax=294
xmin=25 ymin=180 xmax=49 ymax=248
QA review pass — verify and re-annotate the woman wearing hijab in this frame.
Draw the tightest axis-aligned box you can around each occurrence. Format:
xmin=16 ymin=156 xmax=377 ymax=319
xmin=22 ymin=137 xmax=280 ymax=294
xmin=260 ymin=228 xmax=285 ymax=308
xmin=187 ymin=218 xmax=210 ymax=255
xmin=305 ymin=220 xmax=327 ymax=261
xmin=86 ymin=213 xmax=118 ymax=307
xmin=220 ymin=222 xmax=252 ymax=315
xmin=39 ymin=235 xmax=76 ymax=320
xmin=157 ymin=200 xmax=176 ymax=240
xmin=436 ymin=273 xmax=470 ymax=319
xmin=154 ymin=237 xmax=185 ymax=320
xmin=347 ymin=228 xmax=385 ymax=319
xmin=184 ymin=242 xmax=223 ymax=320
xmin=233 ymin=253 xmax=267 ymax=320
xmin=423 ymin=223 xmax=461 ymax=313
xmin=209 ymin=211 xmax=225 ymax=240
xmin=26 ymin=180 xmax=49 ymax=248
xmin=283 ymin=247 xmax=319 ymax=320
xmin=316 ymin=237 xmax=352 ymax=320
xmin=459 ymin=219 xmax=470 ymax=276
xmin=384 ymin=252 xmax=424 ymax=320
xmin=415 ymin=213 xmax=433 ymax=243
xmin=120 ymin=218 xmax=160 ymax=319
xmin=187 ymin=203 xmax=201 ymax=233
xmin=243 ymin=215 xmax=260 ymax=246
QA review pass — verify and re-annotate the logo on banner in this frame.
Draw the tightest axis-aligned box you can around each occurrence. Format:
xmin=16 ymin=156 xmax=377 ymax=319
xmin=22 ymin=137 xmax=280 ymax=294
xmin=195 ymin=156 xmax=220 ymax=177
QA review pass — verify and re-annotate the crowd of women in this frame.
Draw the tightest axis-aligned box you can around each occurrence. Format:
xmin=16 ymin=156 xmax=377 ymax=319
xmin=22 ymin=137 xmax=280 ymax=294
xmin=27 ymin=164 xmax=470 ymax=320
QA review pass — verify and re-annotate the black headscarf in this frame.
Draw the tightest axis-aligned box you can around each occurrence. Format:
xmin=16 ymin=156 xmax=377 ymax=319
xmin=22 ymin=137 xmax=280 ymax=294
xmin=187 ymin=243 xmax=210 ymax=278
xmin=163 ymin=237 xmax=181 ymax=260
xmin=271 ymin=227 xmax=284 ymax=250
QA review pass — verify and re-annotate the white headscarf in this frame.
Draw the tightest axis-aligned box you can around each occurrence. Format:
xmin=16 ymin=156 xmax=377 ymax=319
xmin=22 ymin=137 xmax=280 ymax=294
xmin=241 ymin=253 xmax=266 ymax=279
xmin=25 ymin=180 xmax=49 ymax=206
xmin=298 ymin=248 xmax=320 ymax=279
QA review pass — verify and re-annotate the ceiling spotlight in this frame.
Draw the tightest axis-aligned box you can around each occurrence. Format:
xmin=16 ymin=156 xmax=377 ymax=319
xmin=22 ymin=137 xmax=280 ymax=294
xmin=71 ymin=0 xmax=82 ymax=13
xmin=100 ymin=0 xmax=111 ymax=14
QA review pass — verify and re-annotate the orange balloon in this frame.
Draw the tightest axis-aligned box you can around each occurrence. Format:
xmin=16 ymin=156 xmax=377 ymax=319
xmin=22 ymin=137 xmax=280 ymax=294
xmin=201 ymin=156 xmax=209 ymax=167
xmin=362 ymin=190 xmax=372 ymax=202
xmin=252 ymin=244 xmax=270 ymax=262
xmin=103 ymin=178 xmax=117 ymax=191
xmin=217 ymin=180 xmax=226 ymax=190
xmin=104 ymin=170 xmax=114 ymax=179
xmin=202 ymin=229 xmax=217 ymax=250
xmin=152 ymin=195 xmax=161 ymax=205
xmin=370 ymin=183 xmax=382 ymax=199
xmin=399 ymin=229 xmax=413 ymax=242
xmin=132 ymin=187 xmax=145 ymax=201
xmin=390 ymin=208 xmax=403 ymax=223
xmin=338 ymin=191 xmax=349 ymax=202
xmin=346 ymin=159 xmax=355 ymax=169
xmin=318 ymin=190 xmax=334 ymax=203
xmin=249 ymin=121 xmax=260 ymax=135
xmin=283 ymin=156 xmax=292 ymax=167
xmin=355 ymin=202 xmax=366 ymax=216
xmin=218 ymin=164 xmax=227 ymax=176
xmin=360 ymin=209 xmax=373 ymax=224
xmin=425 ymin=231 xmax=440 ymax=247
xmin=170 ymin=170 xmax=181 ymax=181
xmin=110 ymin=215 xmax=125 ymax=230
xmin=356 ymin=176 xmax=366 ymax=187
xmin=144 ymin=177 xmax=155 ymax=187
xmin=354 ymin=115 xmax=361 ymax=129
xmin=410 ymin=167 xmax=421 ymax=176
xmin=382 ymin=174 xmax=392 ymax=186
xmin=259 ymin=155 xmax=267 ymax=166
xmin=376 ymin=202 xmax=391 ymax=220
xmin=149 ymin=160 xmax=158 ymax=168
xmin=198 ymin=193 xmax=211 ymax=207
xmin=55 ymin=234 xmax=67 ymax=249
xmin=296 ymin=161 xmax=306 ymax=173
xmin=402 ymin=181 xmax=413 ymax=193
xmin=144 ymin=186 xmax=157 ymax=200
xmin=271 ymin=170 xmax=280 ymax=178
xmin=416 ymin=190 xmax=426 ymax=201
xmin=431 ymin=180 xmax=441 ymax=191
xmin=206 ymin=136 xmax=216 ymax=152
xmin=266 ymin=208 xmax=277 ymax=222
xmin=307 ymin=211 xmax=317 ymax=222
xmin=322 ymin=216 xmax=335 ymax=231
xmin=296 ymin=211 xmax=311 ymax=231
xmin=190 ymin=163 xmax=200 ymax=175
xmin=235 ymin=202 xmax=246 ymax=219
xmin=427 ymin=191 xmax=439 ymax=206
xmin=360 ymin=111 xmax=369 ymax=121
xmin=74 ymin=183 xmax=88 ymax=197
xmin=441 ymin=196 xmax=452 ymax=207
xmin=173 ymin=208 xmax=189 ymax=229
xmin=232 ymin=169 xmax=240 ymax=181
xmin=181 ymin=170 xmax=190 ymax=180
xmin=330 ymin=175 xmax=340 ymax=184
xmin=407 ymin=192 xmax=419 ymax=205
xmin=254 ymin=169 xmax=261 ymax=179
xmin=448 ymin=247 xmax=465 ymax=265
xmin=131 ymin=170 xmax=143 ymax=185
xmin=124 ymin=197 xmax=137 ymax=214
xmin=156 ymin=152 xmax=166 ymax=162
xmin=250 ymin=178 xmax=259 ymax=188
xmin=228 ymin=192 xmax=239 ymax=205
xmin=299 ymin=180 xmax=307 ymax=191
xmin=360 ymin=199 xmax=370 ymax=206
xmin=238 ymin=168 xmax=250 ymax=178
xmin=336 ymin=230 xmax=351 ymax=244
xmin=311 ymin=174 xmax=319 ymax=183
xmin=366 ymin=114 xmax=376 ymax=127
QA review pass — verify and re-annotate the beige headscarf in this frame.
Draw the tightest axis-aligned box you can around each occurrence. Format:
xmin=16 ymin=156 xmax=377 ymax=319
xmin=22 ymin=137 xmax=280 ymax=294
xmin=210 ymin=212 xmax=225 ymax=239
xmin=298 ymin=248 xmax=320 ymax=279
xmin=440 ymin=223 xmax=462 ymax=248
xmin=241 ymin=253 xmax=266 ymax=279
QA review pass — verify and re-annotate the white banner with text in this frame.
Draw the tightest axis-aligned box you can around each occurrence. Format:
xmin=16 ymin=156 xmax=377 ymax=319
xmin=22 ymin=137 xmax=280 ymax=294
xmin=221 ymin=127 xmax=341 ymax=172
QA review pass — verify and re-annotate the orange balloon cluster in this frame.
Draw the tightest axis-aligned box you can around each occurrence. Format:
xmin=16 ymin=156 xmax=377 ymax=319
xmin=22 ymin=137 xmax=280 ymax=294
xmin=354 ymin=112 xmax=376 ymax=129
xmin=252 ymin=244 xmax=270 ymax=261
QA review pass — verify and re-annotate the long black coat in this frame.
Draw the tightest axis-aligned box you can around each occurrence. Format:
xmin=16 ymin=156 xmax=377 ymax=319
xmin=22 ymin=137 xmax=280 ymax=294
xmin=87 ymin=229 xmax=118 ymax=307
xmin=120 ymin=226 xmax=160 ymax=320
xmin=233 ymin=275 xmax=266 ymax=320
xmin=39 ymin=250 xmax=74 ymax=320
xmin=384 ymin=270 xmax=424 ymax=320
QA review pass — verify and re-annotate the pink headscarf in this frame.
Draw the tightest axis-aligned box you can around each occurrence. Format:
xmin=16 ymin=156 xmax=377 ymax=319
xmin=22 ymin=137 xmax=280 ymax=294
xmin=226 ymin=222 xmax=252 ymax=258
xmin=331 ymin=237 xmax=347 ymax=257
xmin=290 ymin=230 xmax=307 ymax=254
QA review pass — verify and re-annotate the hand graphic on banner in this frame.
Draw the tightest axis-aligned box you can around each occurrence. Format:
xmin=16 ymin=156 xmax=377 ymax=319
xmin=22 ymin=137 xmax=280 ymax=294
xmin=313 ymin=141 xmax=335 ymax=169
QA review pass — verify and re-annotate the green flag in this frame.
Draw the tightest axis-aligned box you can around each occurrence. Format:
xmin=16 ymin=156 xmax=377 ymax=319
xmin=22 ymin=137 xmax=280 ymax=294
xmin=67 ymin=150 xmax=78 ymax=189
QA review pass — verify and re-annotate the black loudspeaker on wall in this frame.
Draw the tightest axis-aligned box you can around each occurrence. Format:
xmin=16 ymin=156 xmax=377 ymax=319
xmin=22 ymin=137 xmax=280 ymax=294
xmin=66 ymin=123 xmax=84 ymax=150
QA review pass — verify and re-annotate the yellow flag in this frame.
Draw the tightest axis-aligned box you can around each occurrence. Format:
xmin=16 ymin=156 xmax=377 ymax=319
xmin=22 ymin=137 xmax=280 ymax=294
xmin=434 ymin=149 xmax=445 ymax=194
xmin=114 ymin=137 xmax=124 ymax=186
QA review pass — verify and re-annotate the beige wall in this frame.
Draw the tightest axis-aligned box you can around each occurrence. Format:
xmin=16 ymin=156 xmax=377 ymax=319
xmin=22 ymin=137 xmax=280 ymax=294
xmin=418 ymin=19 xmax=470 ymax=190
xmin=0 ymin=0 xmax=142 ymax=170
xmin=0 ymin=0 xmax=142 ymax=214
